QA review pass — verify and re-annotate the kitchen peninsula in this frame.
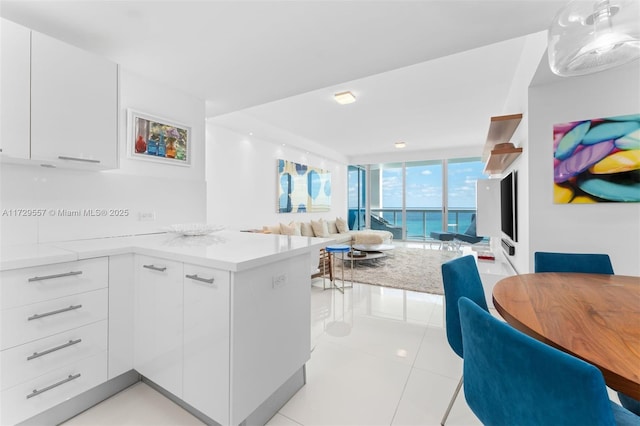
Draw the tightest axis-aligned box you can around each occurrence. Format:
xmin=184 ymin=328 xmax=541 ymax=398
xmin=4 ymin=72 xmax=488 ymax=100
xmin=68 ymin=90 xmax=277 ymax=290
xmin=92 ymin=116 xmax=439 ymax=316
xmin=0 ymin=231 xmax=327 ymax=425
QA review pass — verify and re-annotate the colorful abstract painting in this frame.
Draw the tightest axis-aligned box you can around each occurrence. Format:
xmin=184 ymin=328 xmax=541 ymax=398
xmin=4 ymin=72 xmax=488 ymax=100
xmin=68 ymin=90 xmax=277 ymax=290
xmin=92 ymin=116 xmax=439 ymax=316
xmin=553 ymin=114 xmax=640 ymax=203
xmin=278 ymin=159 xmax=331 ymax=213
xmin=129 ymin=110 xmax=190 ymax=165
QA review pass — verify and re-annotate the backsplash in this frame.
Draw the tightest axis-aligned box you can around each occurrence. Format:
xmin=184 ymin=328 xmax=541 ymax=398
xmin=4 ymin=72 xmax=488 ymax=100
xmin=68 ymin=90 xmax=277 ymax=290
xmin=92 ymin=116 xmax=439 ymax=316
xmin=0 ymin=163 xmax=206 ymax=245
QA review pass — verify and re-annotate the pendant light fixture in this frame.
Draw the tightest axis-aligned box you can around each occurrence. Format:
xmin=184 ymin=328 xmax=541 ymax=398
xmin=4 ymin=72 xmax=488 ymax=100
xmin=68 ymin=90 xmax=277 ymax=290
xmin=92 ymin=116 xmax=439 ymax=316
xmin=548 ymin=0 xmax=640 ymax=77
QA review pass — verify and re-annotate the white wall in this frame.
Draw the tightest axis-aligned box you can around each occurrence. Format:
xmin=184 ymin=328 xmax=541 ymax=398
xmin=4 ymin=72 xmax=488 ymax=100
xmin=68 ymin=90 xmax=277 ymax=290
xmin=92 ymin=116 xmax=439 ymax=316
xmin=206 ymin=124 xmax=348 ymax=231
xmin=527 ymin=61 xmax=640 ymax=275
xmin=493 ymin=30 xmax=547 ymax=272
xmin=0 ymin=69 xmax=206 ymax=246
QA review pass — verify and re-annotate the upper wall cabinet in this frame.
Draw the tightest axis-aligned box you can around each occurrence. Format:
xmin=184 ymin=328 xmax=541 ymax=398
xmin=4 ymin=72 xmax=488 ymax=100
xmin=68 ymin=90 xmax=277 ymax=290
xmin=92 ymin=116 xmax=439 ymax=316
xmin=0 ymin=19 xmax=31 ymax=159
xmin=31 ymin=31 xmax=118 ymax=169
xmin=482 ymin=114 xmax=523 ymax=175
xmin=0 ymin=19 xmax=118 ymax=170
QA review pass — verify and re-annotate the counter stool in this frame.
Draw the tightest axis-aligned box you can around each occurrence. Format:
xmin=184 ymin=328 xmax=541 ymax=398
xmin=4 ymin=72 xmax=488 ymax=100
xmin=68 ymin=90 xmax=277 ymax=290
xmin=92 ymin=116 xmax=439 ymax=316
xmin=324 ymin=245 xmax=353 ymax=293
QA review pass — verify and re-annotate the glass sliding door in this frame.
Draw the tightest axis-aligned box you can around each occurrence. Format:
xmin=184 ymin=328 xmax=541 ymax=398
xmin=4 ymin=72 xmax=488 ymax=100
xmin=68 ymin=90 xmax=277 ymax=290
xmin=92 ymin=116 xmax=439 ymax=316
xmin=351 ymin=157 xmax=483 ymax=242
xmin=405 ymin=160 xmax=443 ymax=241
xmin=347 ymin=165 xmax=366 ymax=230
xmin=371 ymin=163 xmax=404 ymax=239
xmin=446 ymin=158 xmax=484 ymax=235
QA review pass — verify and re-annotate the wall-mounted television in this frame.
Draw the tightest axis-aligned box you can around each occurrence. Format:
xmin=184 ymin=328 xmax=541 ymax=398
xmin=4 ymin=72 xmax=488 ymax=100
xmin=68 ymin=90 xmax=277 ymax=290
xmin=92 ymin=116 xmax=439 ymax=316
xmin=500 ymin=170 xmax=518 ymax=242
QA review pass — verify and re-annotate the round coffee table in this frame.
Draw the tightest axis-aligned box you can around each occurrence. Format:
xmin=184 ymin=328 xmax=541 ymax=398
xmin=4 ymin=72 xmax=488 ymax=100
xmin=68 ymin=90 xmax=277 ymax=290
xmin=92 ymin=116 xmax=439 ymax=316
xmin=352 ymin=243 xmax=395 ymax=252
xmin=349 ymin=244 xmax=394 ymax=263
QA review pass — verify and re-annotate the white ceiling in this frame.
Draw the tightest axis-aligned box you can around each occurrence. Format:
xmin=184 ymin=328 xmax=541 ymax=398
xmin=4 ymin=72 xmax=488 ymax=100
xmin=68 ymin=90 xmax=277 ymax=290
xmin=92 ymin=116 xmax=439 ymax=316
xmin=0 ymin=0 xmax=570 ymax=161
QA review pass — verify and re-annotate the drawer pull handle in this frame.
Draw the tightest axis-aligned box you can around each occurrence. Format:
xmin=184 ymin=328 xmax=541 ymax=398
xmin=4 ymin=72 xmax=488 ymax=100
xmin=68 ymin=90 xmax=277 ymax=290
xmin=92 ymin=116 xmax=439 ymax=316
xmin=185 ymin=274 xmax=215 ymax=284
xmin=26 ymin=373 xmax=81 ymax=399
xmin=28 ymin=304 xmax=82 ymax=321
xmin=58 ymin=155 xmax=101 ymax=164
xmin=28 ymin=270 xmax=83 ymax=282
xmin=27 ymin=338 xmax=82 ymax=361
xmin=143 ymin=264 xmax=167 ymax=272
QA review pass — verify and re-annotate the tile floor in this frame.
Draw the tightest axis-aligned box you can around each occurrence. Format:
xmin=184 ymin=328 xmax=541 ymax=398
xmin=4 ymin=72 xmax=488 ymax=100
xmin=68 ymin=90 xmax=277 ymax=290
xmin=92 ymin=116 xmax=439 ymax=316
xmin=64 ymin=277 xmax=480 ymax=426
xmin=63 ymin=247 xmax=621 ymax=426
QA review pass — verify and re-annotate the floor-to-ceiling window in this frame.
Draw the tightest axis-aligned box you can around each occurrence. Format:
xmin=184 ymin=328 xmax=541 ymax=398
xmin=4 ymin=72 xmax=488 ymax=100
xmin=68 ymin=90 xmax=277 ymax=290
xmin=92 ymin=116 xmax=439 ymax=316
xmin=446 ymin=158 xmax=485 ymax=235
xmin=405 ymin=160 xmax=443 ymax=240
xmin=352 ymin=157 xmax=484 ymax=241
xmin=347 ymin=165 xmax=366 ymax=230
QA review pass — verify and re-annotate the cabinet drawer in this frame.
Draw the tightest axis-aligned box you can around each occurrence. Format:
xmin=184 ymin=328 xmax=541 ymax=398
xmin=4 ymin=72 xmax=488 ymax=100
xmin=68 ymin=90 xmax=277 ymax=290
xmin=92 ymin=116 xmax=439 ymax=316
xmin=1 ymin=257 xmax=108 ymax=310
xmin=1 ymin=320 xmax=107 ymax=390
xmin=1 ymin=288 xmax=108 ymax=350
xmin=0 ymin=351 xmax=106 ymax=425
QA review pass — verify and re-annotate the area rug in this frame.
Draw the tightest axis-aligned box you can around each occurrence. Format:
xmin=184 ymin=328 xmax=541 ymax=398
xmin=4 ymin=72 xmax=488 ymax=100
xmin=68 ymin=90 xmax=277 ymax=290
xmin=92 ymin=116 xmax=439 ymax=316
xmin=333 ymin=247 xmax=460 ymax=295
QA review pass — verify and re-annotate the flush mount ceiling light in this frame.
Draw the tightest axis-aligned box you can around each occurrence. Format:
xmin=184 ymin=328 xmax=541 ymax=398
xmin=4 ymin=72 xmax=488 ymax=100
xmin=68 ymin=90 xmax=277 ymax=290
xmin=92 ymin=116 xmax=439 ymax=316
xmin=548 ymin=0 xmax=640 ymax=77
xmin=334 ymin=91 xmax=356 ymax=105
xmin=395 ymin=141 xmax=406 ymax=149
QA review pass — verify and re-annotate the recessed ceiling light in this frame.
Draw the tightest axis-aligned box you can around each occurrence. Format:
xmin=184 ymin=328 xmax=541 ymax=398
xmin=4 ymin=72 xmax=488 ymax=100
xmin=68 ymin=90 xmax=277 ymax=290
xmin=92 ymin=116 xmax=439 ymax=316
xmin=395 ymin=141 xmax=406 ymax=149
xmin=334 ymin=91 xmax=356 ymax=105
xmin=248 ymin=132 xmax=254 ymax=136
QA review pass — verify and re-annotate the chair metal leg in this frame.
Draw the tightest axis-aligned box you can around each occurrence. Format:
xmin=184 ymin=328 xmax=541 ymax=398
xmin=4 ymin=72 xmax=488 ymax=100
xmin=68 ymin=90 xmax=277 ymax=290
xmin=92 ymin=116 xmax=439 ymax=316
xmin=441 ymin=375 xmax=463 ymax=426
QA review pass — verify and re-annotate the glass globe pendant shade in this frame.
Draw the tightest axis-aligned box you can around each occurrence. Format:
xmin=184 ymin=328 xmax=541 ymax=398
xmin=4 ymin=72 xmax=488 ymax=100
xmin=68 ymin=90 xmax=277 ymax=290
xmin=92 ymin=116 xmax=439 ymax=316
xmin=548 ymin=0 xmax=640 ymax=77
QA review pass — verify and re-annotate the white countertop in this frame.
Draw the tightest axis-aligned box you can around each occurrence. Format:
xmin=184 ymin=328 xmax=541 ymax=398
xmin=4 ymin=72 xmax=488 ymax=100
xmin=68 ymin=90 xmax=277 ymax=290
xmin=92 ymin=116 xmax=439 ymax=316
xmin=1 ymin=231 xmax=332 ymax=271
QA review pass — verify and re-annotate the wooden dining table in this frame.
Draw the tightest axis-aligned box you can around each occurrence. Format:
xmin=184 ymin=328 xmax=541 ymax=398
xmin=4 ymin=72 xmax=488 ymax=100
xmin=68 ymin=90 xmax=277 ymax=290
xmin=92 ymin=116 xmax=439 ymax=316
xmin=492 ymin=273 xmax=640 ymax=400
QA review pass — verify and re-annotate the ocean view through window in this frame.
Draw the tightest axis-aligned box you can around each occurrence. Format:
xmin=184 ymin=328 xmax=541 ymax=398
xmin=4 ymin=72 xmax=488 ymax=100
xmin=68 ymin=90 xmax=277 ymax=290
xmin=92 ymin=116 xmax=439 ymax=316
xmin=349 ymin=158 xmax=484 ymax=241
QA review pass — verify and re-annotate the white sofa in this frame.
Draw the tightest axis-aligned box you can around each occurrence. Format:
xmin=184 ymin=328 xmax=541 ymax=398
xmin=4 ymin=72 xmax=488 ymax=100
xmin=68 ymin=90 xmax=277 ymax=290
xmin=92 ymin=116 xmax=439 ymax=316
xmin=263 ymin=218 xmax=394 ymax=277
xmin=263 ymin=217 xmax=394 ymax=246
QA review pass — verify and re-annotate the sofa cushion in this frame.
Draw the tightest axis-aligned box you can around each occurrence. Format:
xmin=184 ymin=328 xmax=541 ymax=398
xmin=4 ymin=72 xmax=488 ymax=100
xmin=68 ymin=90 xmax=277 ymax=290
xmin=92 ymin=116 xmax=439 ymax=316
xmin=327 ymin=220 xmax=338 ymax=234
xmin=280 ymin=222 xmax=301 ymax=236
xmin=300 ymin=222 xmax=315 ymax=237
xmin=311 ymin=219 xmax=330 ymax=237
xmin=336 ymin=217 xmax=349 ymax=233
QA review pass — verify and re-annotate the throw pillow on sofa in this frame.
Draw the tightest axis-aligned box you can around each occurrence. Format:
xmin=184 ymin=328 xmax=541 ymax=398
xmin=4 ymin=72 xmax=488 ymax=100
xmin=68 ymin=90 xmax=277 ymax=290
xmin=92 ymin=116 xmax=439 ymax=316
xmin=310 ymin=219 xmax=330 ymax=237
xmin=280 ymin=222 xmax=301 ymax=236
xmin=327 ymin=220 xmax=338 ymax=234
xmin=300 ymin=222 xmax=315 ymax=237
xmin=335 ymin=217 xmax=349 ymax=233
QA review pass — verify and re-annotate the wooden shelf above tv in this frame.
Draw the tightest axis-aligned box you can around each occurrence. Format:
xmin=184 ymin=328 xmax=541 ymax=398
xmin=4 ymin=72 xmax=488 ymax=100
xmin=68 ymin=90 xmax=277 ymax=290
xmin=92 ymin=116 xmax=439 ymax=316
xmin=482 ymin=113 xmax=523 ymax=175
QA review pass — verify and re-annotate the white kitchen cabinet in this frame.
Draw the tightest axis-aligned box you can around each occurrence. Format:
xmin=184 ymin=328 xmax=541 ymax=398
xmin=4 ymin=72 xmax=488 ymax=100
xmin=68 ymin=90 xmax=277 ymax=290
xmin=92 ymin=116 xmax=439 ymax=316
xmin=183 ymin=264 xmax=230 ymax=424
xmin=0 ymin=18 xmax=30 ymax=159
xmin=107 ymin=254 xmax=134 ymax=380
xmin=229 ymin=253 xmax=311 ymax=424
xmin=30 ymin=30 xmax=118 ymax=169
xmin=0 ymin=257 xmax=109 ymax=425
xmin=134 ymin=255 xmax=183 ymax=398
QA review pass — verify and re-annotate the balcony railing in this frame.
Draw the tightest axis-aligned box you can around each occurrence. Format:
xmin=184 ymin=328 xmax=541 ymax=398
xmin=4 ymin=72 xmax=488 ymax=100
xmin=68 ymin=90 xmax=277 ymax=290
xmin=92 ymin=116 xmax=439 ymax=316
xmin=350 ymin=208 xmax=477 ymax=241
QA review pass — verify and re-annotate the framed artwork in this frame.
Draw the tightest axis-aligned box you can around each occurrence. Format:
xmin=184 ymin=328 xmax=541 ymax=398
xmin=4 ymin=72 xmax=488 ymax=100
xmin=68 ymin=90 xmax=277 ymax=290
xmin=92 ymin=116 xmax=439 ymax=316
xmin=278 ymin=159 xmax=331 ymax=213
xmin=553 ymin=113 xmax=639 ymax=203
xmin=128 ymin=109 xmax=190 ymax=165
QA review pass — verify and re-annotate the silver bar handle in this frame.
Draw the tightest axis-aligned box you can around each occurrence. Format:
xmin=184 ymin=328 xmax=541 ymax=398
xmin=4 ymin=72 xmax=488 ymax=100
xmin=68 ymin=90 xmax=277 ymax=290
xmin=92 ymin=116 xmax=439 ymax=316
xmin=28 ymin=304 xmax=82 ymax=321
xmin=143 ymin=264 xmax=167 ymax=272
xmin=26 ymin=373 xmax=81 ymax=399
xmin=27 ymin=338 xmax=82 ymax=361
xmin=28 ymin=270 xmax=83 ymax=282
xmin=58 ymin=155 xmax=101 ymax=164
xmin=185 ymin=274 xmax=215 ymax=284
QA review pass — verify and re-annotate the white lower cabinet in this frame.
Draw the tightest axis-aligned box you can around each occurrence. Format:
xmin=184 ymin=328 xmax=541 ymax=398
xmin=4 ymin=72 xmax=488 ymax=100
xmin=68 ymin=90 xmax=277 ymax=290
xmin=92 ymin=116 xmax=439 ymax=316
xmin=183 ymin=264 xmax=230 ymax=424
xmin=1 ymin=351 xmax=107 ymax=425
xmin=134 ymin=255 xmax=183 ymax=398
xmin=0 ymin=257 xmax=109 ymax=425
xmin=1 ymin=320 xmax=107 ymax=391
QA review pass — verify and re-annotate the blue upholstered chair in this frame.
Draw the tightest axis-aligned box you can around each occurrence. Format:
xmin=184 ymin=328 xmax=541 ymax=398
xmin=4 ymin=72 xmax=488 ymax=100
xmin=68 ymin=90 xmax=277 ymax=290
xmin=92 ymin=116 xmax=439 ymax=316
xmin=534 ymin=251 xmax=614 ymax=274
xmin=458 ymin=297 xmax=640 ymax=426
xmin=440 ymin=255 xmax=489 ymax=425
